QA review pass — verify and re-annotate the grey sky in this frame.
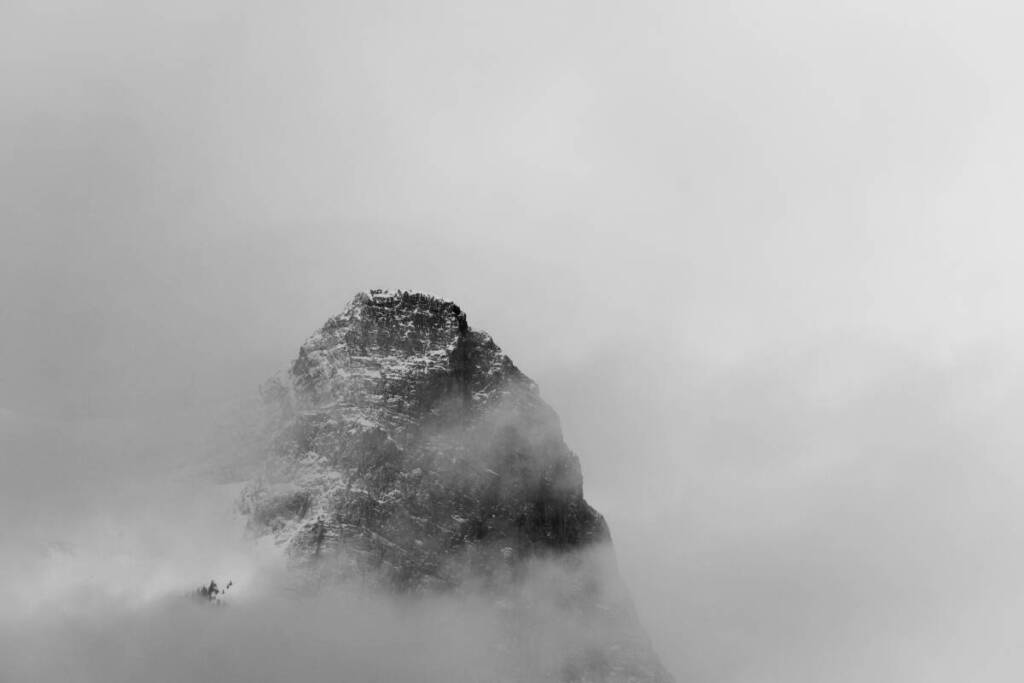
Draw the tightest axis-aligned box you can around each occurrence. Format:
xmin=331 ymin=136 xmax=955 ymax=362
xmin=2 ymin=1 xmax=1023 ymax=680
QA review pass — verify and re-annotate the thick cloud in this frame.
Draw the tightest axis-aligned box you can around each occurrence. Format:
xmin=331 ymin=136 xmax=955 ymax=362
xmin=3 ymin=0 xmax=1024 ymax=680
xmin=545 ymin=343 xmax=1024 ymax=681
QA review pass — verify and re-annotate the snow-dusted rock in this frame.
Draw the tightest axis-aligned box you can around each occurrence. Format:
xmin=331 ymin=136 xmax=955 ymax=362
xmin=241 ymin=290 xmax=673 ymax=682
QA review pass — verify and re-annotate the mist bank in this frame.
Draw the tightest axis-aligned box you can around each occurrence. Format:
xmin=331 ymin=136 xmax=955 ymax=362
xmin=3 ymin=336 xmax=1024 ymax=681
xmin=544 ymin=339 xmax=1024 ymax=682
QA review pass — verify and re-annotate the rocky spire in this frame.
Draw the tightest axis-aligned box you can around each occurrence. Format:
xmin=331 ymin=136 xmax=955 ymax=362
xmin=241 ymin=290 xmax=673 ymax=682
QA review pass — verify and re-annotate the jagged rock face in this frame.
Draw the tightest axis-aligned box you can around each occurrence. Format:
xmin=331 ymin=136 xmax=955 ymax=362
xmin=241 ymin=290 xmax=673 ymax=682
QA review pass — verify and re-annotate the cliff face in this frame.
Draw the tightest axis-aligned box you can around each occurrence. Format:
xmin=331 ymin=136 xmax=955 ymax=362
xmin=241 ymin=290 xmax=673 ymax=682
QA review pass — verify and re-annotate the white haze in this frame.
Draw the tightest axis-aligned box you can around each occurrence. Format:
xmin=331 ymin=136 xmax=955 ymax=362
xmin=3 ymin=0 xmax=1024 ymax=681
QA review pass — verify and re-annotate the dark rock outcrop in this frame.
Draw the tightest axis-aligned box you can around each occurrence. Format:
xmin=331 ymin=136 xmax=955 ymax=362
xmin=241 ymin=290 xmax=673 ymax=682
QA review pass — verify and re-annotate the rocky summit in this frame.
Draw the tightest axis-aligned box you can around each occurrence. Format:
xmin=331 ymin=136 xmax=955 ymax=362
xmin=240 ymin=290 xmax=673 ymax=682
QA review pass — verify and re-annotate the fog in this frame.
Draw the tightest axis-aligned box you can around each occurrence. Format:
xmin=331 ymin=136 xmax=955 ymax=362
xmin=3 ymin=0 xmax=1024 ymax=681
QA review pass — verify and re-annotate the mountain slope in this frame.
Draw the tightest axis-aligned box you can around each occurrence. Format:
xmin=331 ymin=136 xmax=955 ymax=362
xmin=241 ymin=290 xmax=673 ymax=682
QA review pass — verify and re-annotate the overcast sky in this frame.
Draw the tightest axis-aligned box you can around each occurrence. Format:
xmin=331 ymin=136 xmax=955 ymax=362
xmin=3 ymin=1 xmax=1024 ymax=681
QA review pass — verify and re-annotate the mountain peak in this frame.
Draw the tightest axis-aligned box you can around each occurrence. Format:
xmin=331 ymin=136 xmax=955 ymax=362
xmin=346 ymin=289 xmax=469 ymax=335
xmin=242 ymin=290 xmax=674 ymax=682
xmin=289 ymin=290 xmax=529 ymax=419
